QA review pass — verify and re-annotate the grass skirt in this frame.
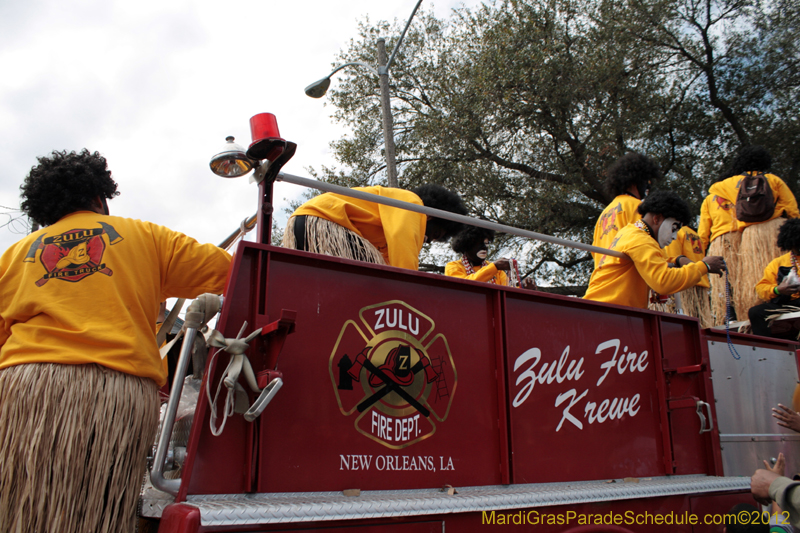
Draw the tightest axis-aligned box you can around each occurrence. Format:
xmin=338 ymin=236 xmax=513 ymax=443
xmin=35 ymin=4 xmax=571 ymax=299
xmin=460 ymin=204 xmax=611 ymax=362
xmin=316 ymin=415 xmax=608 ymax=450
xmin=283 ymin=215 xmax=386 ymax=265
xmin=0 ymin=363 xmax=159 ymax=533
xmin=709 ymin=232 xmax=742 ymax=324
xmin=736 ymin=218 xmax=785 ymax=316
xmin=647 ymin=286 xmax=713 ymax=329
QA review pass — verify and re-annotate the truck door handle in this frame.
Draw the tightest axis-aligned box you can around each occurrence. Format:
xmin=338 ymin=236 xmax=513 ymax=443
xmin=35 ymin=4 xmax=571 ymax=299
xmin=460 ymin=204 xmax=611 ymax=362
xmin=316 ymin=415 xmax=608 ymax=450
xmin=696 ymin=400 xmax=713 ymax=434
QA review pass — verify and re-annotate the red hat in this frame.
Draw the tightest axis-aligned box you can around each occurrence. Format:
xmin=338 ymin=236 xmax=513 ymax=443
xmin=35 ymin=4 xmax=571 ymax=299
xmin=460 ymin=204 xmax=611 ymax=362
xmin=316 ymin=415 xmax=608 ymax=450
xmin=369 ymin=345 xmax=415 ymax=387
xmin=247 ymin=113 xmax=286 ymax=161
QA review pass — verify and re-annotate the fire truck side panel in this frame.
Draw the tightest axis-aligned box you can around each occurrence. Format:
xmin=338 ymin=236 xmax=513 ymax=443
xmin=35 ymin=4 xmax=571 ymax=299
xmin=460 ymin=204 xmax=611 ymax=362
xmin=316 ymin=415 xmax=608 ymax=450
xmin=504 ymin=293 xmax=670 ymax=483
xmin=255 ymin=248 xmax=505 ymax=491
xmin=705 ymin=331 xmax=800 ymax=477
xmin=182 ymin=244 xmax=262 ymax=497
xmin=659 ymin=317 xmax=722 ymax=477
xmin=157 ymin=244 xmax=766 ymax=532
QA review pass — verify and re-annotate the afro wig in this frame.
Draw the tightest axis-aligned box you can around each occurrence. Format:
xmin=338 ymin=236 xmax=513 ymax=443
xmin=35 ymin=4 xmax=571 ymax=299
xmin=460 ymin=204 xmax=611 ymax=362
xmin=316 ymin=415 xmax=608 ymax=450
xmin=729 ymin=145 xmax=772 ymax=176
xmin=603 ymin=152 xmax=663 ymax=197
xmin=777 ymin=219 xmax=800 ymax=252
xmin=411 ymin=184 xmax=468 ymax=240
xmin=637 ymin=190 xmax=692 ymax=225
xmin=20 ymin=149 xmax=118 ymax=226
xmin=451 ymin=225 xmax=496 ymax=255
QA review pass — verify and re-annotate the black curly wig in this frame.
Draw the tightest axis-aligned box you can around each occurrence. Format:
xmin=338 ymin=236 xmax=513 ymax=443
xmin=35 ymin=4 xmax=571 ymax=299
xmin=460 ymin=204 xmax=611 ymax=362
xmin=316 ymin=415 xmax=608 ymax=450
xmin=637 ymin=190 xmax=692 ymax=225
xmin=729 ymin=145 xmax=772 ymax=176
xmin=411 ymin=184 xmax=468 ymax=239
xmin=20 ymin=149 xmax=119 ymax=226
xmin=451 ymin=225 xmax=495 ymax=255
xmin=777 ymin=219 xmax=800 ymax=252
xmin=603 ymin=152 xmax=663 ymax=197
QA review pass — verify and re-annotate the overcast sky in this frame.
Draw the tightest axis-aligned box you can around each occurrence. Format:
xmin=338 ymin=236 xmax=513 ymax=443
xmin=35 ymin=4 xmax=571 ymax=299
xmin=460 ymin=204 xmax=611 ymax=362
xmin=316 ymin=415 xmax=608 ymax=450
xmin=0 ymin=0 xmax=483 ymax=253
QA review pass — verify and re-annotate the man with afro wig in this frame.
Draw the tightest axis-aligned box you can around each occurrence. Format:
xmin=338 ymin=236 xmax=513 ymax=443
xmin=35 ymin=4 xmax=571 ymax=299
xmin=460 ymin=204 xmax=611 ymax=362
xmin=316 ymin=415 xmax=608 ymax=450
xmin=445 ymin=225 xmax=536 ymax=289
xmin=585 ymin=190 xmax=726 ymax=309
xmin=718 ymin=146 xmax=799 ymax=317
xmin=592 ymin=152 xmax=661 ymax=269
xmin=0 ymin=149 xmax=232 ymax=533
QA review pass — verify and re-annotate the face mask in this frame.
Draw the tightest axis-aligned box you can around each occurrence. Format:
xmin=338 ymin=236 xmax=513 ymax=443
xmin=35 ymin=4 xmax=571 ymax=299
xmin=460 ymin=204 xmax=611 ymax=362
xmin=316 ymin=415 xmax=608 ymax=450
xmin=637 ymin=181 xmax=651 ymax=199
xmin=658 ymin=217 xmax=680 ymax=248
xmin=476 ymin=239 xmax=490 ymax=260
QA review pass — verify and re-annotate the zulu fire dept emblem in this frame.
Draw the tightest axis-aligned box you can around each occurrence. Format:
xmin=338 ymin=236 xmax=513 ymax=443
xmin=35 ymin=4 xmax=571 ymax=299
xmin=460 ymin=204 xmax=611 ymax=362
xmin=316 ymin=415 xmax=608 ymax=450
xmin=330 ymin=301 xmax=457 ymax=449
xmin=24 ymin=222 xmax=123 ymax=286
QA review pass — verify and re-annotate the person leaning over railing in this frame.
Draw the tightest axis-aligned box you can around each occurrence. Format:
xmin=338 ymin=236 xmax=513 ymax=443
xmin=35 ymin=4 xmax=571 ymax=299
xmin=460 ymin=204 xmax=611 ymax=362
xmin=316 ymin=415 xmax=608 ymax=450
xmin=0 ymin=149 xmax=232 ymax=533
xmin=283 ymin=183 xmax=467 ymax=270
xmin=584 ymin=190 xmax=726 ymax=309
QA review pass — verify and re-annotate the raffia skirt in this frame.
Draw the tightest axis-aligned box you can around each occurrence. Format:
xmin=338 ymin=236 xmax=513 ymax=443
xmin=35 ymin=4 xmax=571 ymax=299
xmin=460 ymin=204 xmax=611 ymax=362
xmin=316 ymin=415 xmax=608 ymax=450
xmin=735 ymin=218 xmax=786 ymax=317
xmin=0 ymin=363 xmax=159 ymax=533
xmin=647 ymin=286 xmax=713 ymax=329
xmin=708 ymin=232 xmax=742 ymax=324
xmin=283 ymin=215 xmax=386 ymax=265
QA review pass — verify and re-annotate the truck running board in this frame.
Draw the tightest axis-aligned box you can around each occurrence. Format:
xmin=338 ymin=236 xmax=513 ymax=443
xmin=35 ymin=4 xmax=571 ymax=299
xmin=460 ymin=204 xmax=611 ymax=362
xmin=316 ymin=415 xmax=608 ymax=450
xmin=141 ymin=475 xmax=749 ymax=525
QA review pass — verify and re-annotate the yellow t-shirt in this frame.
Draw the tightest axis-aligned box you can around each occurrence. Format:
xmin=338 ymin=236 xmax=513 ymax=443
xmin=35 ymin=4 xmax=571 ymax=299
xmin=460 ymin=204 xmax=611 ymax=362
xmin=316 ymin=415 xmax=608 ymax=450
xmin=755 ymin=253 xmax=800 ymax=303
xmin=292 ymin=186 xmax=426 ymax=270
xmin=0 ymin=212 xmax=232 ymax=386
xmin=664 ymin=227 xmax=710 ymax=289
xmin=444 ymin=259 xmax=509 ymax=285
xmin=584 ymin=223 xmax=709 ymax=309
xmin=592 ymin=194 xmax=642 ymax=268
xmin=718 ymin=173 xmax=799 ymax=231
xmin=697 ymin=181 xmax=736 ymax=251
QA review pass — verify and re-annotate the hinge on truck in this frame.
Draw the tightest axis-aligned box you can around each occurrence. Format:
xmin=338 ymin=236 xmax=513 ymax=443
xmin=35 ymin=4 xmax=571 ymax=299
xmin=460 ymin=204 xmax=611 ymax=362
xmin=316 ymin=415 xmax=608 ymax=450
xmin=662 ymin=360 xmax=706 ymax=374
xmin=258 ymin=309 xmax=297 ymax=369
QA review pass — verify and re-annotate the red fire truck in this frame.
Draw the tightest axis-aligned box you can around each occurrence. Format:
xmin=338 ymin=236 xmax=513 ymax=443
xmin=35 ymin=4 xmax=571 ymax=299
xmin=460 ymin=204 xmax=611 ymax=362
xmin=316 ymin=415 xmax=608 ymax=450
xmin=138 ymin=119 xmax=799 ymax=532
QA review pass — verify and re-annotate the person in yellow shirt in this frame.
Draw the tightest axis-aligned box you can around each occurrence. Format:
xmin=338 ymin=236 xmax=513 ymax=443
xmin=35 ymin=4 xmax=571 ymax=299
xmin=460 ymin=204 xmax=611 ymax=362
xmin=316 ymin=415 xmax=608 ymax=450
xmin=283 ymin=184 xmax=467 ymax=270
xmin=724 ymin=146 xmax=800 ymax=316
xmin=649 ymin=226 xmax=713 ymax=328
xmin=584 ymin=191 xmax=726 ymax=309
xmin=698 ymin=176 xmax=741 ymax=324
xmin=444 ymin=225 xmax=536 ymax=288
xmin=0 ymin=150 xmax=232 ymax=533
xmin=748 ymin=219 xmax=800 ymax=339
xmin=592 ymin=153 xmax=661 ymax=268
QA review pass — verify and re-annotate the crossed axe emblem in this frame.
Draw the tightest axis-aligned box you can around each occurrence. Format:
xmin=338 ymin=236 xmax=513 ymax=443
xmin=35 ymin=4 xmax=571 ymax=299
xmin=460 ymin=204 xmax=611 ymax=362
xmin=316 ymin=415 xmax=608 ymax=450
xmin=346 ymin=344 xmax=438 ymax=417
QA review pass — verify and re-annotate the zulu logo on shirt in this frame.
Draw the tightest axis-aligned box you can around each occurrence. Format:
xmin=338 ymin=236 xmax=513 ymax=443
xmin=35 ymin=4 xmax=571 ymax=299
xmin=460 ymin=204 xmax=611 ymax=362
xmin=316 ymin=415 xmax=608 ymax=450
xmin=24 ymin=222 xmax=124 ymax=286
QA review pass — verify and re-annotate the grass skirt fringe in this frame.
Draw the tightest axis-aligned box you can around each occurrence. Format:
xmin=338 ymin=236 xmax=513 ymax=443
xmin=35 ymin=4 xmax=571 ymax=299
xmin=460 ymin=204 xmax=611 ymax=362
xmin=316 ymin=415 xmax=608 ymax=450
xmin=736 ymin=218 xmax=785 ymax=317
xmin=283 ymin=215 xmax=386 ymax=265
xmin=647 ymin=286 xmax=713 ymax=329
xmin=0 ymin=363 xmax=159 ymax=533
xmin=681 ymin=285 xmax=714 ymax=329
xmin=709 ymin=232 xmax=742 ymax=324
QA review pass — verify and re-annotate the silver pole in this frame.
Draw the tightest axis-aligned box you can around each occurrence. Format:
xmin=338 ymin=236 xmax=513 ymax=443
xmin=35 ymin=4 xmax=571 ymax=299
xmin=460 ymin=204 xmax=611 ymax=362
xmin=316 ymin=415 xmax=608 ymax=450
xmin=150 ymin=327 xmax=197 ymax=495
xmin=275 ymin=171 xmax=628 ymax=260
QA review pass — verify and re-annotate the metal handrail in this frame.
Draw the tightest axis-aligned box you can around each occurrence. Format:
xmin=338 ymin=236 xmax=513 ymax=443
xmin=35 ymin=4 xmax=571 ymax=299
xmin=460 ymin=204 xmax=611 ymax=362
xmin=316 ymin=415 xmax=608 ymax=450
xmin=275 ymin=171 xmax=628 ymax=260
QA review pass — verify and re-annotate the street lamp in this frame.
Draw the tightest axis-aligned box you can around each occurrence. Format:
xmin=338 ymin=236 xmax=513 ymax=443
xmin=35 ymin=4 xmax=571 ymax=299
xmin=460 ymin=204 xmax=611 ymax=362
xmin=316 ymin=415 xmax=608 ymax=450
xmin=304 ymin=0 xmax=424 ymax=189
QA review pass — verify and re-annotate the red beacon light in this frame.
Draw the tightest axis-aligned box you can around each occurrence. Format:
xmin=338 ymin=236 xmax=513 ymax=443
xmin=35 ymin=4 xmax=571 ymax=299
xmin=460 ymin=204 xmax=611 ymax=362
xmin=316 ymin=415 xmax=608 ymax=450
xmin=210 ymin=113 xmax=294 ymax=179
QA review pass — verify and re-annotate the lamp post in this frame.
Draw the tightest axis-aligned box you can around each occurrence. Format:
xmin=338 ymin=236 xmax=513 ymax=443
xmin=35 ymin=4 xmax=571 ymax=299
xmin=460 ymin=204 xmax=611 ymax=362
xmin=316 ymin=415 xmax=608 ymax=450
xmin=304 ymin=0 xmax=424 ymax=189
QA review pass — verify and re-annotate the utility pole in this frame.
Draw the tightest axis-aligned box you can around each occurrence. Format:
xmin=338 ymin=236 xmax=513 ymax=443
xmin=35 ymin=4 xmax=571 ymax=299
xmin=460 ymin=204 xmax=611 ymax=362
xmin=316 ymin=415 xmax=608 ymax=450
xmin=377 ymin=38 xmax=398 ymax=188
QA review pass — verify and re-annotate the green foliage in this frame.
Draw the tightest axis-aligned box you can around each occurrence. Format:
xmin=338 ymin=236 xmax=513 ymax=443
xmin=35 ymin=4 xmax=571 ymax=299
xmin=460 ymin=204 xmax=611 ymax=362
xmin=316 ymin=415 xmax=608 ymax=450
xmin=311 ymin=0 xmax=799 ymax=285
